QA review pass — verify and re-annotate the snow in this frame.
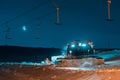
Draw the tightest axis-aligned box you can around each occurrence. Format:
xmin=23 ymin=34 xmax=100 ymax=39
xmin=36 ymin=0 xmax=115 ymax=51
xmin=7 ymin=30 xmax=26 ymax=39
xmin=1 ymin=59 xmax=120 ymax=80
xmin=94 ymin=50 xmax=120 ymax=60
xmin=1 ymin=50 xmax=120 ymax=80
xmin=0 ymin=62 xmax=43 ymax=66
xmin=105 ymin=60 xmax=120 ymax=66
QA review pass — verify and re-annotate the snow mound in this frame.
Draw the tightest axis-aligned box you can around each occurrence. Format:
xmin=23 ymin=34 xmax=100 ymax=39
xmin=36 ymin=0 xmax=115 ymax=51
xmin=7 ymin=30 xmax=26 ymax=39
xmin=57 ymin=58 xmax=104 ymax=67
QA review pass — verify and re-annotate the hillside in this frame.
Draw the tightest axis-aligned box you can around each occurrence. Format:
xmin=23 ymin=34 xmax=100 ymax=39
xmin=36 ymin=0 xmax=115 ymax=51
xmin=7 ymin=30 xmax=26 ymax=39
xmin=0 ymin=46 xmax=61 ymax=62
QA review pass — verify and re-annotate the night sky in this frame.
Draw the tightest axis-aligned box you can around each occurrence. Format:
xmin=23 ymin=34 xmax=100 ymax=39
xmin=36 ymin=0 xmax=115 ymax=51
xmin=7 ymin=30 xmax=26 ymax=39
xmin=0 ymin=0 xmax=120 ymax=48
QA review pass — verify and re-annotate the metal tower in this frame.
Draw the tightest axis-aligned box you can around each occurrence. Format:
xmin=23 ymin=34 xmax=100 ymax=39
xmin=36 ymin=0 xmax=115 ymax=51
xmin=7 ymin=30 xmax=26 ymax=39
xmin=5 ymin=21 xmax=12 ymax=45
xmin=106 ymin=0 xmax=112 ymax=49
xmin=48 ymin=0 xmax=60 ymax=25
xmin=55 ymin=6 xmax=60 ymax=25
xmin=107 ymin=0 xmax=111 ymax=21
xmin=5 ymin=21 xmax=11 ymax=40
xmin=35 ymin=24 xmax=41 ymax=39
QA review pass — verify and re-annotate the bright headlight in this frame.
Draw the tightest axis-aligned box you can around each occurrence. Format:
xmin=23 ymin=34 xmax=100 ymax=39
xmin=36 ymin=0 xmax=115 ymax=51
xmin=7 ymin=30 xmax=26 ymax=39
xmin=81 ymin=44 xmax=87 ymax=47
xmin=78 ymin=43 xmax=82 ymax=46
xmin=71 ymin=44 xmax=75 ymax=48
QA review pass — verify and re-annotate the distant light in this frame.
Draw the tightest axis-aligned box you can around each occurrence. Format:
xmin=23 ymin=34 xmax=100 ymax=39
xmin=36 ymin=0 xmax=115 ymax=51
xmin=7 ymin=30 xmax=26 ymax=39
xmin=82 ymin=44 xmax=87 ymax=47
xmin=21 ymin=61 xmax=27 ymax=64
xmin=22 ymin=26 xmax=27 ymax=31
xmin=78 ymin=43 xmax=82 ymax=46
xmin=69 ymin=50 xmax=72 ymax=54
xmin=71 ymin=44 xmax=75 ymax=48
xmin=41 ymin=61 xmax=45 ymax=64
xmin=51 ymin=55 xmax=65 ymax=62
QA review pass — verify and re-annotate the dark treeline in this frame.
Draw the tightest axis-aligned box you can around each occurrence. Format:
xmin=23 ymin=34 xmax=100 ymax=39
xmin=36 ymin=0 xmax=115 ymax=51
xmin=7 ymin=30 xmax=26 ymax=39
xmin=0 ymin=46 xmax=61 ymax=62
xmin=0 ymin=45 xmax=119 ymax=62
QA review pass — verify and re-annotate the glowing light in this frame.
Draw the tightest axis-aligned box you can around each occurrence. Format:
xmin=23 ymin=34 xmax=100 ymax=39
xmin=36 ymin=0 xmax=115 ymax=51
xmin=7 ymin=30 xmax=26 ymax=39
xmin=56 ymin=67 xmax=95 ymax=71
xmin=22 ymin=26 xmax=27 ymax=31
xmin=41 ymin=61 xmax=45 ymax=64
xmin=51 ymin=55 xmax=65 ymax=62
xmin=78 ymin=43 xmax=82 ymax=46
xmin=71 ymin=44 xmax=75 ymax=48
xmin=82 ymin=44 xmax=87 ymax=47
xmin=69 ymin=50 xmax=72 ymax=54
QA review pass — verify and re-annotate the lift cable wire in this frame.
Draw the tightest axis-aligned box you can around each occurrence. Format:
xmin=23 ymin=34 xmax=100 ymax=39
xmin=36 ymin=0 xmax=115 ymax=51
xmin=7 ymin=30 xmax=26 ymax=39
xmin=13 ymin=0 xmax=71 ymax=39
xmin=2 ymin=0 xmax=70 ymax=40
xmin=0 ymin=1 xmax=50 ymax=27
xmin=48 ymin=0 xmax=58 ymax=7
xmin=22 ymin=0 xmax=71 ymax=26
xmin=0 ymin=0 xmax=66 ymax=27
xmin=48 ymin=0 xmax=60 ymax=24
xmin=0 ymin=0 xmax=51 ymax=41
xmin=25 ymin=0 xmax=67 ymax=26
